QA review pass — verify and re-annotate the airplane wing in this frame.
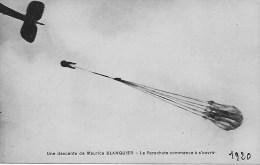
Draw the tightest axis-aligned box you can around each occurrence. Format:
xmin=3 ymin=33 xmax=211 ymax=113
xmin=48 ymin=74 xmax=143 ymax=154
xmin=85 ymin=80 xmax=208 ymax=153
xmin=0 ymin=3 xmax=25 ymax=21
xmin=20 ymin=22 xmax=37 ymax=43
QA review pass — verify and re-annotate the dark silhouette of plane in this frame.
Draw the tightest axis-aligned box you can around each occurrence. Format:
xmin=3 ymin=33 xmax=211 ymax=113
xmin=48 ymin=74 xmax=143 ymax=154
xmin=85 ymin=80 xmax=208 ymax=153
xmin=60 ymin=60 xmax=76 ymax=69
xmin=0 ymin=1 xmax=45 ymax=43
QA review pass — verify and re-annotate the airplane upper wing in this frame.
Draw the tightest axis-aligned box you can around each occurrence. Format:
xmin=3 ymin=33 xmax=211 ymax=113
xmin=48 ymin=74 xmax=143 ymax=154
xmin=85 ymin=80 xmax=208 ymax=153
xmin=0 ymin=3 xmax=25 ymax=21
xmin=26 ymin=1 xmax=44 ymax=21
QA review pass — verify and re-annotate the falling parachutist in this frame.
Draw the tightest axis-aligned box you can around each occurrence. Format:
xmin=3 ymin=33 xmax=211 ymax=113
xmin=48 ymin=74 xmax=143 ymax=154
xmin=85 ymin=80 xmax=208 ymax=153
xmin=60 ymin=60 xmax=76 ymax=69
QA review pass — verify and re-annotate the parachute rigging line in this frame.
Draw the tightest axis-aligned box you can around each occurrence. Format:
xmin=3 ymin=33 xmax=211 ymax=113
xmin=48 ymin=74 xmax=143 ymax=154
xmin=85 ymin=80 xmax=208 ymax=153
xmin=60 ymin=60 xmax=243 ymax=131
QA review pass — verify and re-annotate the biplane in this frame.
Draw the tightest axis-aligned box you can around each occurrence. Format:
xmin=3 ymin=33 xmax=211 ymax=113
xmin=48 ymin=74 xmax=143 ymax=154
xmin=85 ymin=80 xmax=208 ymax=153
xmin=0 ymin=1 xmax=44 ymax=43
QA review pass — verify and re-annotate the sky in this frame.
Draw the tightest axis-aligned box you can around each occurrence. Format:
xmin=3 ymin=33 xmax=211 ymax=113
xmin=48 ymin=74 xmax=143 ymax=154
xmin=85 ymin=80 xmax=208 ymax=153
xmin=0 ymin=0 xmax=260 ymax=163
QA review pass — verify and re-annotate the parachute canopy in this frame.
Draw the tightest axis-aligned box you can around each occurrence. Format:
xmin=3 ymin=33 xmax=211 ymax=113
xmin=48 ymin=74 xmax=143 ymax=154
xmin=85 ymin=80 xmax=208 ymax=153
xmin=203 ymin=101 xmax=243 ymax=131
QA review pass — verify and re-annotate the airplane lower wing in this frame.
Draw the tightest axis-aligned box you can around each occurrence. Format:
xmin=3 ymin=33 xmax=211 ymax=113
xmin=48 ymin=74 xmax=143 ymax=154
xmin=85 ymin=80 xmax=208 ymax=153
xmin=20 ymin=22 xmax=37 ymax=43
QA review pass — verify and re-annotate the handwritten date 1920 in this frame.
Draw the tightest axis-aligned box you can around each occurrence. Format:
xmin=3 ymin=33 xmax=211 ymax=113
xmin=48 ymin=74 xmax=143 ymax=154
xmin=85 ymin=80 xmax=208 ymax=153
xmin=229 ymin=151 xmax=251 ymax=161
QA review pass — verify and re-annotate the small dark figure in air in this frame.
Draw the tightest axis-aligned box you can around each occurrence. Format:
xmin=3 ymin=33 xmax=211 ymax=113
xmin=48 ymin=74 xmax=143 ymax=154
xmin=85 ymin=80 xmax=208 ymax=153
xmin=0 ymin=1 xmax=45 ymax=43
xmin=60 ymin=60 xmax=76 ymax=69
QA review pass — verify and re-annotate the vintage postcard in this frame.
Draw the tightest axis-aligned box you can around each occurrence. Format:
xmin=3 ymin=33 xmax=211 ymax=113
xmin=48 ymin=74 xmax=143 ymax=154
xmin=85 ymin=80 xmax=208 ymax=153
xmin=0 ymin=0 xmax=259 ymax=164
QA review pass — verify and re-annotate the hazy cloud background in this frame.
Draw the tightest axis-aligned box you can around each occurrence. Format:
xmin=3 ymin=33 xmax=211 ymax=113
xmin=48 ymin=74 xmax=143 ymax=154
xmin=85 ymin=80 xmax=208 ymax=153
xmin=0 ymin=0 xmax=259 ymax=163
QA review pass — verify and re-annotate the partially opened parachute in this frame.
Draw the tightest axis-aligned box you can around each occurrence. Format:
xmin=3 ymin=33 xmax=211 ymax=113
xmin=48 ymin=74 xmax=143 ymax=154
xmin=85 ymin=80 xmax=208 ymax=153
xmin=61 ymin=60 xmax=243 ymax=131
xmin=113 ymin=78 xmax=243 ymax=131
